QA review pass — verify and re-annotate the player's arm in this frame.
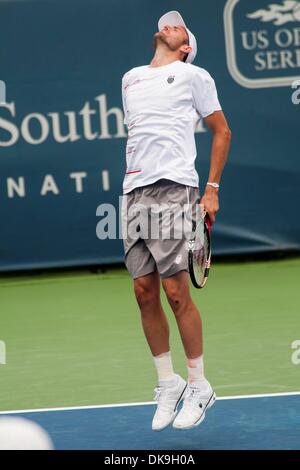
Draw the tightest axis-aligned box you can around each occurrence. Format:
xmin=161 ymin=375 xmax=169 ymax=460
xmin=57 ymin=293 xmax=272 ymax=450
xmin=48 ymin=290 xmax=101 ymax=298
xmin=200 ymin=110 xmax=231 ymax=224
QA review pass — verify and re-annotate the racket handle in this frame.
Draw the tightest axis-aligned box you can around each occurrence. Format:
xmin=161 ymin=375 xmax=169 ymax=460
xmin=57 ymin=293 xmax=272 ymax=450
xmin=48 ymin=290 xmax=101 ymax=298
xmin=205 ymin=213 xmax=212 ymax=230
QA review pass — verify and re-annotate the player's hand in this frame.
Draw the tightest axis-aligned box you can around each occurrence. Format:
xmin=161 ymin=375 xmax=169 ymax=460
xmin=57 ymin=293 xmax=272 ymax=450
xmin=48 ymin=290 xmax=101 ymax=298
xmin=200 ymin=186 xmax=219 ymax=224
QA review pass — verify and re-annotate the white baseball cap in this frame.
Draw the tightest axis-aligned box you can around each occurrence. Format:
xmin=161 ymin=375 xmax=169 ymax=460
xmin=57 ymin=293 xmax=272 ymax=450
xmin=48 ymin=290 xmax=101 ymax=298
xmin=158 ymin=10 xmax=197 ymax=64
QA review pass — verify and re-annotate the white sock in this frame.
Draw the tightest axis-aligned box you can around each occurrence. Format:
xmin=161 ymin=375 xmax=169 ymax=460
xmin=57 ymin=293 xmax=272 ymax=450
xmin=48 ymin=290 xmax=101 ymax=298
xmin=187 ymin=355 xmax=208 ymax=389
xmin=153 ymin=351 xmax=176 ymax=385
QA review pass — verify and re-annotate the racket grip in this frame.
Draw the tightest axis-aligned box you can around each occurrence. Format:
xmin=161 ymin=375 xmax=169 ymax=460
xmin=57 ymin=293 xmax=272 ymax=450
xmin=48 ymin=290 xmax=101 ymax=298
xmin=205 ymin=214 xmax=212 ymax=230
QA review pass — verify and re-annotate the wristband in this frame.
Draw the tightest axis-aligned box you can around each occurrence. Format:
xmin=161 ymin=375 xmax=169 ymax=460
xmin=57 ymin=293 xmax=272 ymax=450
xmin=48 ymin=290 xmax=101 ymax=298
xmin=206 ymin=182 xmax=220 ymax=189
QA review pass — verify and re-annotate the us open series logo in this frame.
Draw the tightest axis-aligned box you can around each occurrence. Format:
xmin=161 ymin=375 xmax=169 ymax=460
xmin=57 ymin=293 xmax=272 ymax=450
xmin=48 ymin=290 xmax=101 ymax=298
xmin=224 ymin=0 xmax=300 ymax=88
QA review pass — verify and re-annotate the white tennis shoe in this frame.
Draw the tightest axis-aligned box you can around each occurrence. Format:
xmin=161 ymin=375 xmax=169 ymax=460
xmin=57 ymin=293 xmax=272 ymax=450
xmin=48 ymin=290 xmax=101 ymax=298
xmin=152 ymin=374 xmax=187 ymax=431
xmin=173 ymin=381 xmax=216 ymax=430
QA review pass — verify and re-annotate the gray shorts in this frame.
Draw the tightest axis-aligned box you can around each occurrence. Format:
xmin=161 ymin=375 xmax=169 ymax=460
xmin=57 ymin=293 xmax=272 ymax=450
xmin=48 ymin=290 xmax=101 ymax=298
xmin=122 ymin=179 xmax=200 ymax=279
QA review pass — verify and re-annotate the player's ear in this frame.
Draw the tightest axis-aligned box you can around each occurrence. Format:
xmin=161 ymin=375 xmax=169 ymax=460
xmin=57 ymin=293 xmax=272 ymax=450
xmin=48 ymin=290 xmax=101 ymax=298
xmin=180 ymin=44 xmax=192 ymax=55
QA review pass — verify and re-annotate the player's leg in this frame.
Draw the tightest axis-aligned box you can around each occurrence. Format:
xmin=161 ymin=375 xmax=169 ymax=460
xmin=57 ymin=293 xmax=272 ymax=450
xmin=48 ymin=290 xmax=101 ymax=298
xmin=124 ymin=184 xmax=172 ymax=360
xmin=162 ymin=271 xmax=216 ymax=430
xmin=132 ymin=265 xmax=187 ymax=432
xmin=162 ymin=270 xmax=203 ymax=359
xmin=125 ymin=186 xmax=186 ymax=431
xmin=125 ymin=237 xmax=187 ymax=431
xmin=133 ymin=270 xmax=169 ymax=357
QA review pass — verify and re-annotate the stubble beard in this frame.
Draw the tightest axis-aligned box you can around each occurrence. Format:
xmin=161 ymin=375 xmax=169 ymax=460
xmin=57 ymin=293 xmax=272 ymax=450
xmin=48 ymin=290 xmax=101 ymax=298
xmin=152 ymin=31 xmax=177 ymax=52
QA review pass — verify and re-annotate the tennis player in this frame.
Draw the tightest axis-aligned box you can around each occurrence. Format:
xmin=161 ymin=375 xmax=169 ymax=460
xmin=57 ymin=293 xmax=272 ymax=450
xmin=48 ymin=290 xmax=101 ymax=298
xmin=121 ymin=11 xmax=231 ymax=431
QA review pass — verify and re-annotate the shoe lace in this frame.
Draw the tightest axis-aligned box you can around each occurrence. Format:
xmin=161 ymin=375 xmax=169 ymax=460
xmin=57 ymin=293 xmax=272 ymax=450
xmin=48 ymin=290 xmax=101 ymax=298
xmin=154 ymin=386 xmax=164 ymax=402
xmin=184 ymin=387 xmax=203 ymax=408
xmin=153 ymin=386 xmax=175 ymax=412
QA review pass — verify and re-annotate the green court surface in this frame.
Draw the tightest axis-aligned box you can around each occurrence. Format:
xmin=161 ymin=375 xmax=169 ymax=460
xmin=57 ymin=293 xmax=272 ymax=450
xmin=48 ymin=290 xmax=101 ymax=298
xmin=0 ymin=257 xmax=299 ymax=412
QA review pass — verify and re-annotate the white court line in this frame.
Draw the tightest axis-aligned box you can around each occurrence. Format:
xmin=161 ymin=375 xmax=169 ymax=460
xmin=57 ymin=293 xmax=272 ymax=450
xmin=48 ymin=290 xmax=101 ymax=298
xmin=0 ymin=390 xmax=300 ymax=416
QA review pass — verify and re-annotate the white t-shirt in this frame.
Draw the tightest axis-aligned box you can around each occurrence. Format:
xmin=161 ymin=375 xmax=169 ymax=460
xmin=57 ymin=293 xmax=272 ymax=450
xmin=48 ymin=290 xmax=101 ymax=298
xmin=121 ymin=60 xmax=221 ymax=194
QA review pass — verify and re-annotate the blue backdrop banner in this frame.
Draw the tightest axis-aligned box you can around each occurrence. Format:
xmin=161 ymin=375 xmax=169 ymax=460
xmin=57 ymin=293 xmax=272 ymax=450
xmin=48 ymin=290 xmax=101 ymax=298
xmin=0 ymin=0 xmax=299 ymax=271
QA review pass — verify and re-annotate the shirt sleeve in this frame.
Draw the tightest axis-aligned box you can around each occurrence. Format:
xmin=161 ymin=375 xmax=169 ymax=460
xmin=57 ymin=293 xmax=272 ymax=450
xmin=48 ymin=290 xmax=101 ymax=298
xmin=121 ymin=74 xmax=128 ymax=126
xmin=191 ymin=68 xmax=222 ymax=120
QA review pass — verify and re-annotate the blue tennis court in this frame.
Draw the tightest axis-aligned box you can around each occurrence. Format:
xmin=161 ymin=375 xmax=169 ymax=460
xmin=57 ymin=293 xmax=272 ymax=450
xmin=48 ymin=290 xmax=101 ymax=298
xmin=1 ymin=393 xmax=299 ymax=450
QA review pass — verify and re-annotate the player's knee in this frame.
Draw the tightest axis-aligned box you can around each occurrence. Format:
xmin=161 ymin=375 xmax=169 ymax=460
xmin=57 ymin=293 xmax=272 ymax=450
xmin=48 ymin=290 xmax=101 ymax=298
xmin=163 ymin=285 xmax=186 ymax=313
xmin=134 ymin=282 xmax=158 ymax=310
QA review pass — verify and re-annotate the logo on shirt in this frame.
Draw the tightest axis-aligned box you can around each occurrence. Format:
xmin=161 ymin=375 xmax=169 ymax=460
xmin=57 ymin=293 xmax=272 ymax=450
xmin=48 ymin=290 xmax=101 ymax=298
xmin=167 ymin=75 xmax=175 ymax=84
xmin=224 ymin=0 xmax=300 ymax=88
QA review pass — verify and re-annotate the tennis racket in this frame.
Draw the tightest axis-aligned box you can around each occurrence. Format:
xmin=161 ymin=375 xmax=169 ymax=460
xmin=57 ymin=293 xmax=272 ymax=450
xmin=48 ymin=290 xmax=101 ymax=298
xmin=188 ymin=211 xmax=211 ymax=289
